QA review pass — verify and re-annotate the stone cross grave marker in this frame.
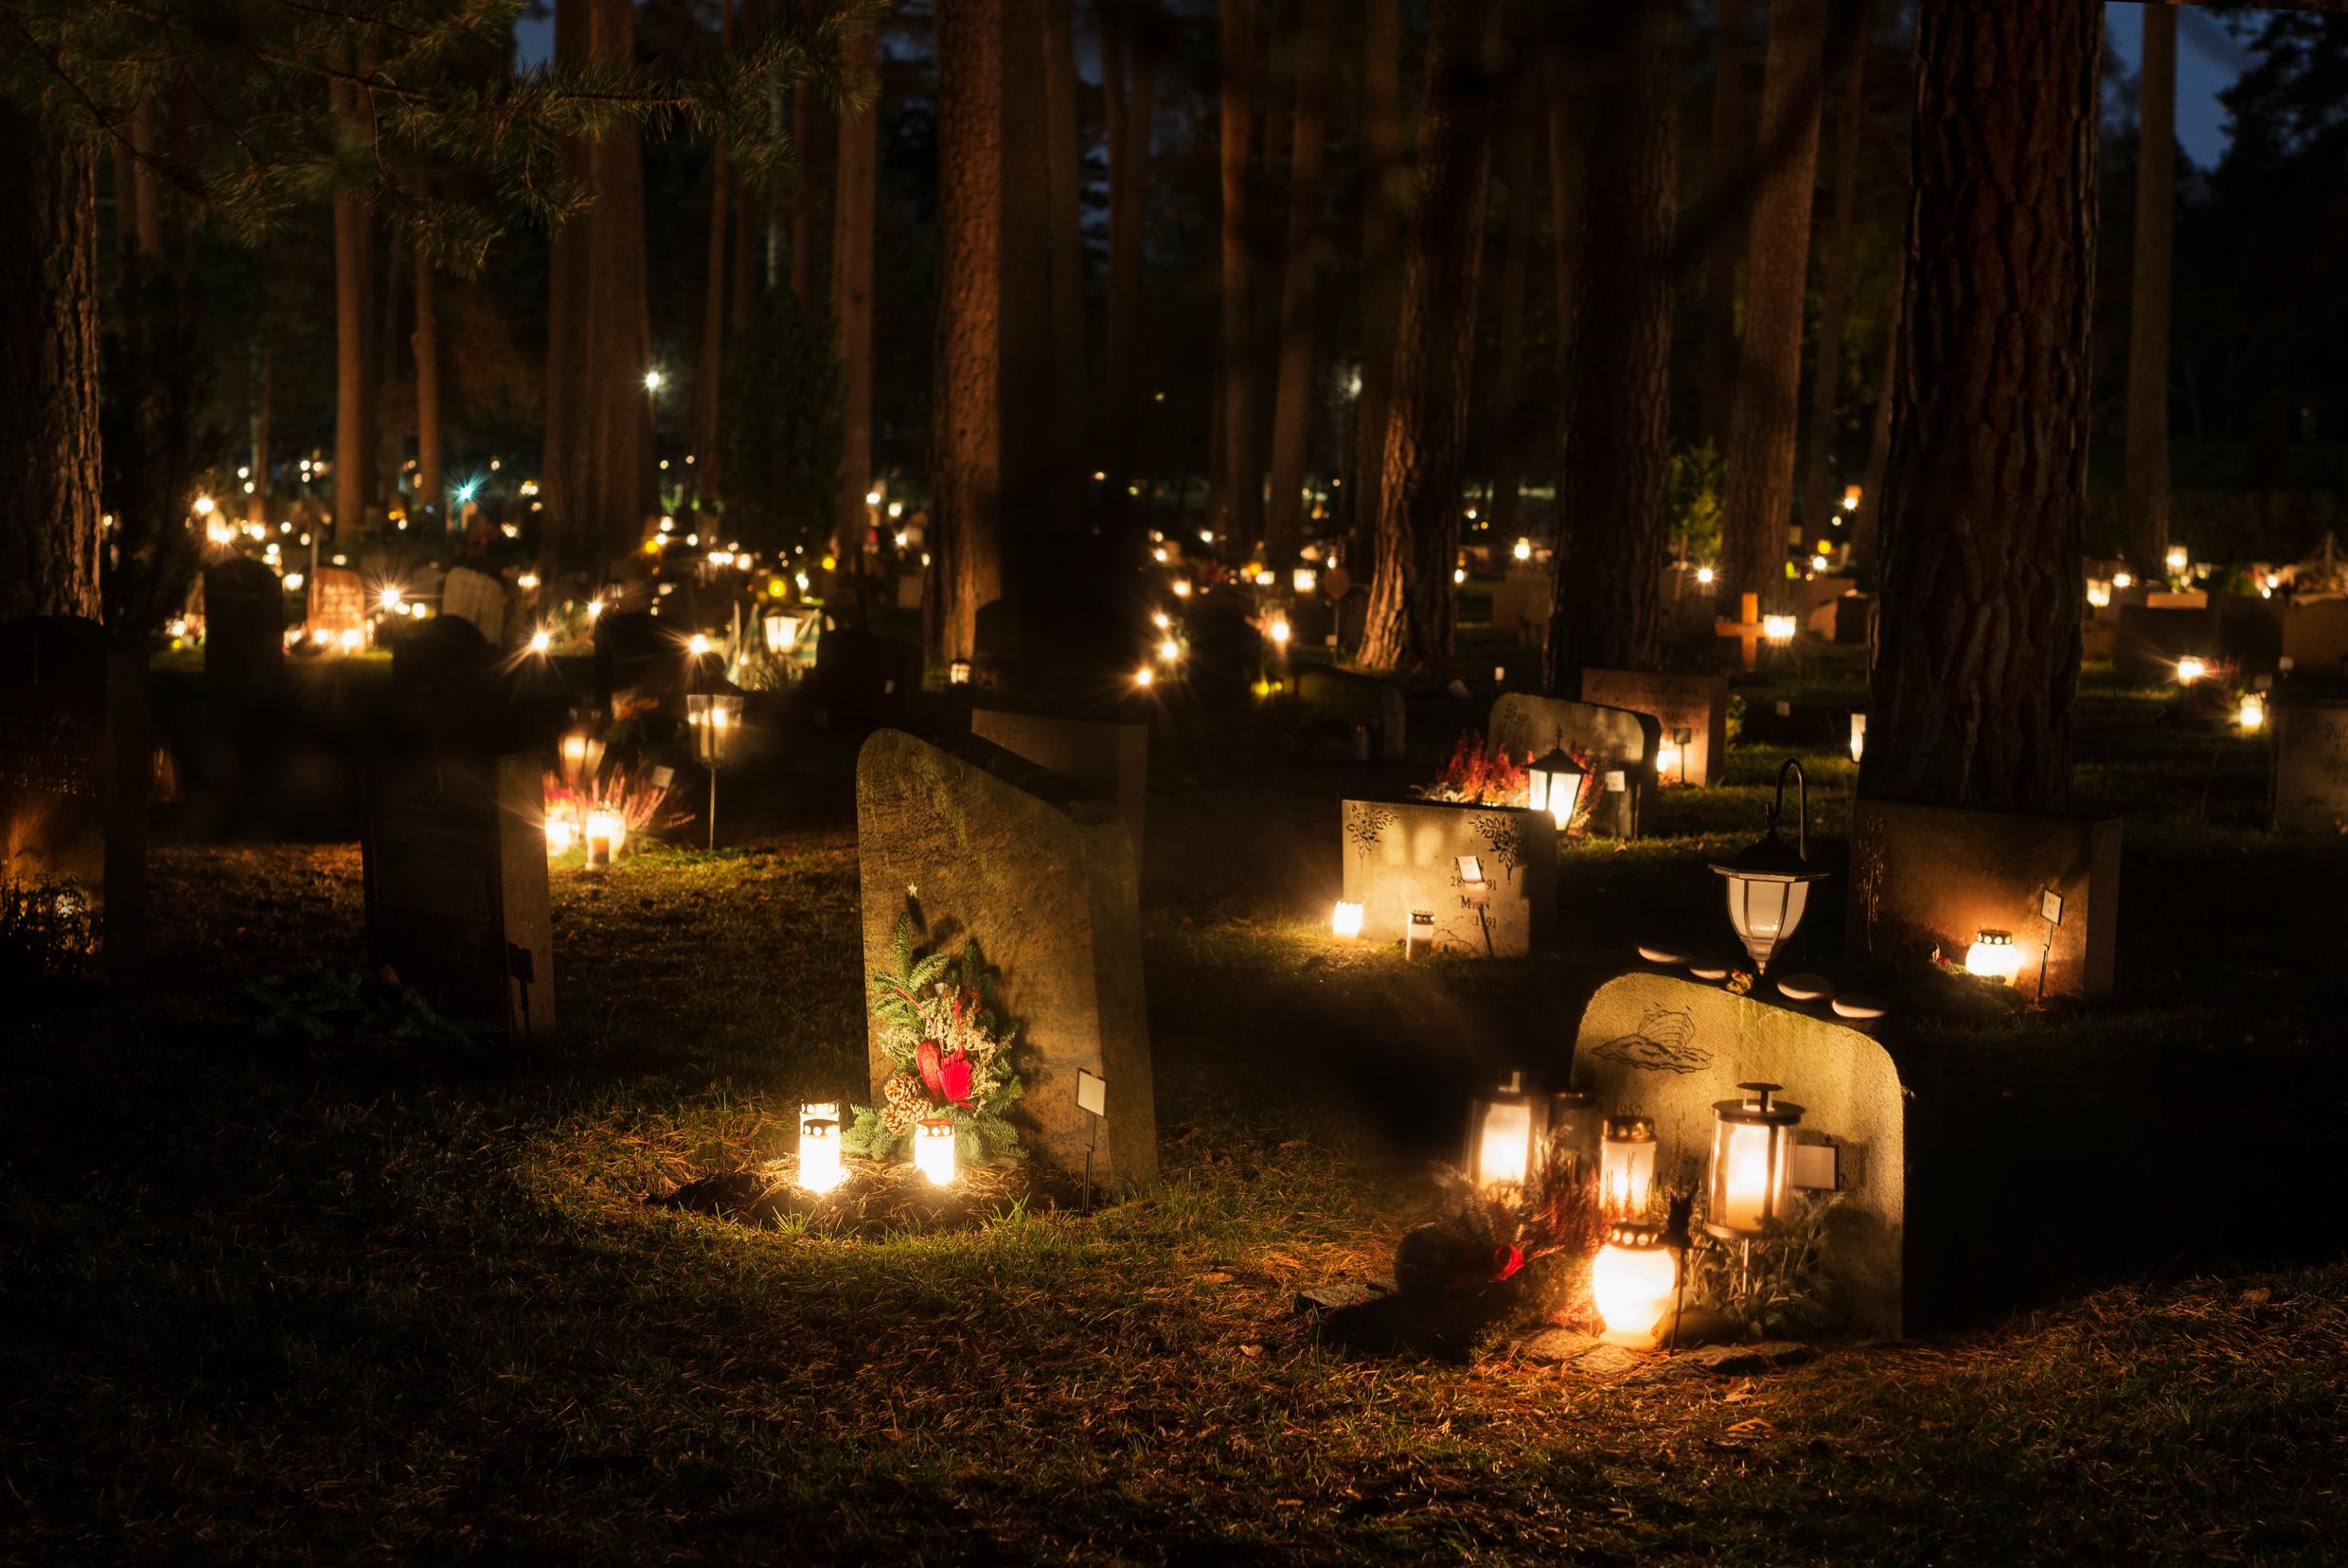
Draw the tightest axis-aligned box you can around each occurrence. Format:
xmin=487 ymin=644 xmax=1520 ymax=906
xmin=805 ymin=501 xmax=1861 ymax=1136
xmin=440 ymin=566 xmax=509 ymax=645
xmin=361 ymin=741 xmax=555 ymax=1042
xmin=1571 ymin=973 xmax=1908 ymax=1338
xmin=1580 ymin=668 xmax=1731 ymax=787
xmin=2273 ymin=693 xmax=2348 ymax=833
xmin=1487 ymin=693 xmax=1659 ymax=840
xmin=1716 ymin=590 xmax=1765 ymax=670
xmin=203 ymin=558 xmax=284 ymax=683
xmin=971 ymin=707 xmax=1149 ymax=864
xmin=1340 ymin=799 xmax=1556 ymax=955
xmin=856 ymin=729 xmax=1157 ymax=1190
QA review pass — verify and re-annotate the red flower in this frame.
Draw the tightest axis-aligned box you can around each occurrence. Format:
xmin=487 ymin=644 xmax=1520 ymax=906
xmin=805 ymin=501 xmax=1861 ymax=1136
xmin=916 ymin=1039 xmax=947 ymax=1100
xmin=1491 ymin=1244 xmax=1524 ymax=1282
xmin=937 ymin=1047 xmax=974 ymax=1107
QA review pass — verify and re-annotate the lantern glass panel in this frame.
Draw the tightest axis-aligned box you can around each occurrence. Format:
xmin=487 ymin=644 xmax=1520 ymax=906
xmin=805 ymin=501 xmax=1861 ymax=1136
xmin=1600 ymin=1117 xmax=1657 ymax=1218
xmin=1465 ymin=1078 xmax=1546 ymax=1189
xmin=1548 ymin=1090 xmax=1601 ymax=1169
xmin=1703 ymin=1085 xmax=1803 ymax=1239
xmin=1592 ymin=1223 xmax=1677 ymax=1347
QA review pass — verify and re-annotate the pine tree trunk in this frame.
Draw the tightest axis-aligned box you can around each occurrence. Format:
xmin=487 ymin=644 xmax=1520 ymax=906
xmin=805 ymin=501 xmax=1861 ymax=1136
xmin=791 ymin=68 xmax=820 ymax=314
xmin=1103 ymin=1 xmax=1158 ymax=515
xmin=1042 ymin=0 xmax=1086 ymax=512
xmin=1485 ymin=99 xmax=1536 ymax=541
xmin=0 ymin=111 xmax=100 ymax=622
xmin=1863 ymin=0 xmax=2100 ymax=810
xmin=1799 ymin=0 xmax=1873 ymax=544
xmin=1851 ymin=276 xmax=1897 ymax=584
xmin=1717 ymin=0 xmax=1825 ymax=615
xmin=330 ymin=75 xmax=377 ymax=538
xmin=1217 ymin=0 xmax=1263 ymax=552
xmin=1541 ymin=0 xmax=1679 ymax=692
xmin=378 ymin=233 xmax=406 ymax=502
xmin=589 ymin=0 xmax=653 ymax=555
xmin=1264 ymin=0 xmax=1333 ymax=567
xmin=414 ymin=241 xmax=443 ymax=534
xmin=732 ymin=0 xmax=767 ymax=333
xmin=928 ymin=0 xmax=1005 ymax=661
xmin=542 ymin=0 xmax=594 ymax=570
xmin=2122 ymin=1 xmax=2175 ymax=577
xmin=1351 ymin=0 xmax=1403 ymax=557
xmin=695 ymin=138 xmax=728 ymax=508
xmin=831 ymin=17 xmax=880 ymax=551
xmin=1000 ymin=0 xmax=1057 ymax=579
xmin=1356 ymin=0 xmax=1501 ymax=675
xmin=1546 ymin=42 xmax=1583 ymax=472
xmin=130 ymin=98 xmax=163 ymax=259
xmin=1698 ymin=0 xmax=1747 ymax=453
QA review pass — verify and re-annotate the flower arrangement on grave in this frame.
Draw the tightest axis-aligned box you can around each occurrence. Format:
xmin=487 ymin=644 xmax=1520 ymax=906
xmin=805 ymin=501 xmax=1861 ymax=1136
xmin=1400 ymin=1142 xmax=1609 ymax=1318
xmin=845 ymin=913 xmax=1027 ymax=1166
xmin=542 ymin=761 xmax=676 ymax=860
xmin=1415 ymin=734 xmax=1597 ymax=834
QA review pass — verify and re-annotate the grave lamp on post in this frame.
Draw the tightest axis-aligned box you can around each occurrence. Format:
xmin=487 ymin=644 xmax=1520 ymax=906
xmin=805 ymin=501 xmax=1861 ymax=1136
xmin=1464 ymin=1071 xmax=1548 ymax=1190
xmin=1526 ymin=747 xmax=1586 ymax=831
xmin=686 ymin=686 xmax=745 ymax=852
xmin=761 ymin=608 xmax=802 ymax=658
xmin=1703 ymin=1083 xmax=1804 ymax=1239
xmin=1709 ymin=759 xmax=1830 ymax=975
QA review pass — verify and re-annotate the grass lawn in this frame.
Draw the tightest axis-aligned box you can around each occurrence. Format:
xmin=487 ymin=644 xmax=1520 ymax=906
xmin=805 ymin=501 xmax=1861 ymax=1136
xmin=4 ymin=644 xmax=2345 ymax=1562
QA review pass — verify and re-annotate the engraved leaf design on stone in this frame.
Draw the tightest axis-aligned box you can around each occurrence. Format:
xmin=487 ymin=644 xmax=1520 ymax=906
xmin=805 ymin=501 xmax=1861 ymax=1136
xmin=1469 ymin=813 xmax=1521 ymax=876
xmin=1590 ymin=1007 xmax=1709 ymax=1075
xmin=1346 ymin=804 xmax=1398 ymax=851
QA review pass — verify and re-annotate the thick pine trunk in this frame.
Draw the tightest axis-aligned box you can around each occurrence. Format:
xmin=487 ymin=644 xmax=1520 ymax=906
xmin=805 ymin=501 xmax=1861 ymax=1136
xmin=1799 ymin=0 xmax=1873 ymax=545
xmin=1718 ymin=0 xmax=1826 ymax=615
xmin=732 ymin=0 xmax=767 ymax=333
xmin=694 ymin=0 xmax=733 ymax=511
xmin=1042 ymin=0 xmax=1086 ymax=507
xmin=1485 ymin=99 xmax=1536 ymax=541
xmin=928 ymin=0 xmax=1005 ymax=661
xmin=1217 ymin=0 xmax=1262 ymax=552
xmin=1862 ymin=0 xmax=2100 ymax=810
xmin=542 ymin=0 xmax=593 ymax=570
xmin=588 ymin=0 xmax=653 ymax=556
xmin=791 ymin=69 xmax=820 ymax=314
xmin=330 ymin=76 xmax=377 ymax=538
xmin=0 ymin=112 xmax=100 ymax=622
xmin=1351 ymin=0 xmax=1403 ymax=557
xmin=1698 ymin=0 xmax=1746 ymax=453
xmin=831 ymin=19 xmax=880 ymax=550
xmin=1541 ymin=0 xmax=1679 ymax=692
xmin=2122 ymin=1 xmax=2175 ymax=577
xmin=1264 ymin=0 xmax=1333 ymax=567
xmin=1851 ymin=276 xmax=1897 ymax=584
xmin=1356 ymin=0 xmax=1500 ymax=675
xmin=1102 ymin=1 xmax=1158 ymax=515
xmin=1546 ymin=42 xmax=1583 ymax=472
xmin=1000 ymin=0 xmax=1058 ymax=579
xmin=414 ymin=241 xmax=442 ymax=533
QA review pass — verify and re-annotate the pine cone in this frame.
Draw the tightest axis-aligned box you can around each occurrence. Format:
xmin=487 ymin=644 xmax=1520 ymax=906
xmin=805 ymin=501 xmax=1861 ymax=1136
xmin=881 ymin=1070 xmax=929 ymax=1134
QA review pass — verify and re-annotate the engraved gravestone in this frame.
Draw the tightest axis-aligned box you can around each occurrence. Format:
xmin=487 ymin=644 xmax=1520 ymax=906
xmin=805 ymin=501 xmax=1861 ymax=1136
xmin=1487 ymin=693 xmax=1659 ymax=839
xmin=856 ymin=730 xmax=1156 ymax=1190
xmin=1340 ymin=799 xmax=1556 ymax=955
xmin=307 ymin=565 xmax=369 ymax=646
xmin=1580 ymin=669 xmax=1731 ymax=787
xmin=440 ymin=565 xmax=509 ymax=644
xmin=203 ymin=558 xmax=284 ymax=682
xmin=2272 ymin=694 xmax=2348 ymax=833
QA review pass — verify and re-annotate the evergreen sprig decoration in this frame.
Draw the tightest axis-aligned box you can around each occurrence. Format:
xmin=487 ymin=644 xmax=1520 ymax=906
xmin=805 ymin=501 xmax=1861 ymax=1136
xmin=0 ymin=0 xmax=882 ymax=272
xmin=845 ymin=912 xmax=1027 ymax=1167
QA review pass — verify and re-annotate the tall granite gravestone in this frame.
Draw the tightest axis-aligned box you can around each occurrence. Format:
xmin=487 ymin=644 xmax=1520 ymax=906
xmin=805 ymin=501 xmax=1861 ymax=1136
xmin=203 ymin=559 xmax=284 ymax=682
xmin=1571 ymin=973 xmax=1907 ymax=1337
xmin=1487 ymin=693 xmax=1659 ymax=839
xmin=1579 ymin=669 xmax=1730 ymax=787
xmin=307 ymin=566 xmax=368 ymax=645
xmin=440 ymin=566 xmax=508 ymax=644
xmin=813 ymin=625 xmax=924 ymax=729
xmin=1340 ymin=799 xmax=1556 ymax=955
xmin=1296 ymin=666 xmax=1405 ymax=761
xmin=2272 ymin=694 xmax=2348 ymax=833
xmin=391 ymin=615 xmax=494 ymax=700
xmin=970 ymin=707 xmax=1148 ymax=863
xmin=360 ymin=741 xmax=555 ymax=1042
xmin=0 ymin=616 xmax=147 ymax=978
xmin=2115 ymin=604 xmax=2219 ymax=685
xmin=856 ymin=730 xmax=1157 ymax=1190
xmin=1847 ymin=799 xmax=2121 ymax=997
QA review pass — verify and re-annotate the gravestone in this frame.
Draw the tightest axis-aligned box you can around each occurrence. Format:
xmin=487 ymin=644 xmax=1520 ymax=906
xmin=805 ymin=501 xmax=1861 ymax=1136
xmin=360 ymin=740 xmax=555 ymax=1042
xmin=203 ymin=558 xmax=284 ymax=682
xmin=855 ymin=730 xmax=1156 ymax=1190
xmin=1296 ymin=666 xmax=1405 ymax=762
xmin=307 ymin=565 xmax=368 ymax=647
xmin=1579 ymin=669 xmax=1731 ymax=787
xmin=1340 ymin=799 xmax=1556 ymax=955
xmin=2272 ymin=694 xmax=2348 ymax=833
xmin=391 ymin=615 xmax=493 ymax=700
xmin=1486 ymin=569 xmax=1552 ymax=643
xmin=970 ymin=708 xmax=1148 ymax=863
xmin=440 ymin=565 xmax=508 ymax=644
xmin=1847 ymin=798 xmax=2121 ymax=997
xmin=1570 ymin=973 xmax=1907 ymax=1337
xmin=2215 ymin=595 xmax=2282 ymax=672
xmin=0 ymin=616 xmax=148 ymax=979
xmin=2114 ymin=604 xmax=2219 ymax=685
xmin=813 ymin=625 xmax=924 ymax=728
xmin=1486 ymin=693 xmax=1659 ymax=839
xmin=2282 ymin=599 xmax=2348 ymax=675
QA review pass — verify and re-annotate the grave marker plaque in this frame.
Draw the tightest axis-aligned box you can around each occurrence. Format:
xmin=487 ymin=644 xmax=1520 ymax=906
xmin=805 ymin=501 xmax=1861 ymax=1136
xmin=440 ymin=566 xmax=509 ymax=644
xmin=1487 ymin=694 xmax=1659 ymax=839
xmin=307 ymin=566 xmax=368 ymax=646
xmin=1579 ymin=669 xmax=1730 ymax=787
xmin=856 ymin=730 xmax=1156 ymax=1190
xmin=2272 ymin=694 xmax=2348 ymax=833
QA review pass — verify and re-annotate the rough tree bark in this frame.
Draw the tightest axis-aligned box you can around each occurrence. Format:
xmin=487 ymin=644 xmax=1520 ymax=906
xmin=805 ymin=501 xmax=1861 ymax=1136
xmin=1217 ymin=0 xmax=1262 ymax=551
xmin=1264 ymin=0 xmax=1334 ymax=567
xmin=1042 ymin=0 xmax=1086 ymax=526
xmin=692 ymin=0 xmax=732 ymax=509
xmin=1541 ymin=0 xmax=1680 ymax=693
xmin=1717 ymin=0 xmax=1826 ymax=615
xmin=1102 ymin=0 xmax=1157 ymax=512
xmin=2123 ymin=0 xmax=2175 ymax=576
xmin=1799 ymin=0 xmax=1874 ymax=545
xmin=330 ymin=74 xmax=377 ymax=537
xmin=414 ymin=241 xmax=442 ymax=533
xmin=1698 ymin=0 xmax=1747 ymax=453
xmin=1000 ymin=0 xmax=1058 ymax=574
xmin=732 ymin=0 xmax=767 ymax=332
xmin=542 ymin=0 xmax=593 ymax=569
xmin=831 ymin=17 xmax=880 ymax=550
xmin=0 ymin=111 xmax=100 ymax=622
xmin=588 ymin=0 xmax=653 ymax=555
xmin=1862 ymin=0 xmax=2101 ymax=810
xmin=1851 ymin=277 xmax=1897 ymax=584
xmin=1546 ymin=40 xmax=1583 ymax=472
xmin=1351 ymin=0 xmax=1403 ymax=555
xmin=927 ymin=0 xmax=1005 ymax=661
xmin=1356 ymin=0 xmax=1501 ymax=675
xmin=1485 ymin=93 xmax=1536 ymax=542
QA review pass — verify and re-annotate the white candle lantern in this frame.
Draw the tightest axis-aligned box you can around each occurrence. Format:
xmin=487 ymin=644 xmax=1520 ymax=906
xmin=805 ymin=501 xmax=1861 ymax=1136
xmin=761 ymin=610 xmax=802 ymax=655
xmin=1464 ymin=1071 xmax=1546 ymax=1190
xmin=1548 ymin=1087 xmax=1602 ymax=1170
xmin=1527 ymin=746 xmax=1586 ymax=830
xmin=1763 ymin=613 xmax=1797 ymax=646
xmin=559 ymin=730 xmax=605 ymax=790
xmin=798 ymin=1103 xmax=845 ymax=1194
xmin=949 ymin=657 xmax=972 ymax=686
xmin=2175 ymin=656 xmax=2207 ymax=685
xmin=1703 ymin=1083 xmax=1804 ymax=1239
xmin=915 ymin=1119 xmax=958 ymax=1187
xmin=686 ymin=690 xmax=745 ymax=766
xmin=1592 ymin=1221 xmax=1678 ymax=1348
xmin=1404 ymin=910 xmax=1436 ymax=958
xmin=1512 ymin=537 xmax=1533 ymax=562
xmin=2165 ymin=543 xmax=2190 ymax=576
xmin=1600 ymin=1115 xmax=1657 ymax=1219
xmin=1654 ymin=733 xmax=1682 ymax=783
xmin=2086 ymin=579 xmax=2112 ymax=609
xmin=544 ymin=813 xmax=578 ymax=856
xmin=1848 ymin=712 xmax=1866 ymax=764
xmin=1709 ymin=759 xmax=1830 ymax=974
xmin=2239 ymin=693 xmax=2266 ymax=731
xmin=1330 ymin=900 xmax=1364 ymax=938
xmin=1292 ymin=566 xmax=1318 ymax=596
xmin=1964 ymin=929 xmax=2022 ymax=985
xmin=584 ymin=806 xmax=625 ymax=866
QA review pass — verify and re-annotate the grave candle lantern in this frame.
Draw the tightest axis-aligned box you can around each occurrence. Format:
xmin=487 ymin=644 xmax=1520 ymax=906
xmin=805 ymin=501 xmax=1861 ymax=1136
xmin=1527 ymin=747 xmax=1586 ymax=830
xmin=687 ymin=691 xmax=745 ymax=766
xmin=1292 ymin=566 xmax=1319 ymax=596
xmin=1848 ymin=713 xmax=1866 ymax=764
xmin=1763 ymin=613 xmax=1797 ymax=646
xmin=1704 ymin=1083 xmax=1804 ymax=1238
xmin=1549 ymin=1088 xmax=1602 ymax=1170
xmin=1964 ymin=929 xmax=2022 ymax=985
xmin=1710 ymin=759 xmax=1830 ymax=974
xmin=1600 ymin=1115 xmax=1657 ymax=1218
xmin=1404 ymin=910 xmax=1436 ymax=958
xmin=2165 ymin=543 xmax=2191 ymax=576
xmin=2239 ymin=693 xmax=2266 ymax=731
xmin=2175 ymin=656 xmax=2207 ymax=685
xmin=544 ymin=813 xmax=578 ymax=856
xmin=915 ymin=1119 xmax=958 ymax=1186
xmin=1592 ymin=1221 xmax=1677 ymax=1348
xmin=1464 ymin=1071 xmax=1547 ymax=1189
xmin=560 ymin=730 xmax=605 ymax=790
xmin=798 ymin=1103 xmax=845 ymax=1194
xmin=2086 ymin=579 xmax=2112 ymax=609
xmin=584 ymin=806 xmax=625 ymax=866
xmin=761 ymin=610 xmax=801 ymax=656
xmin=1330 ymin=900 xmax=1364 ymax=938
xmin=949 ymin=657 xmax=972 ymax=686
